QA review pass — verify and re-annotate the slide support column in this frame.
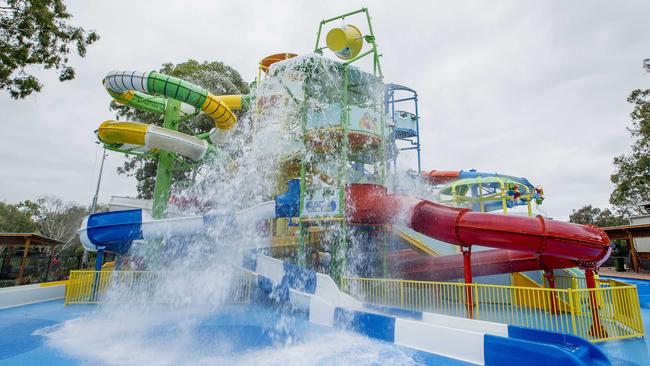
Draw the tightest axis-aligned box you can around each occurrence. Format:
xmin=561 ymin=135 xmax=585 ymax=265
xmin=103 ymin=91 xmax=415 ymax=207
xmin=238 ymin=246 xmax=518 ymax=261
xmin=462 ymin=246 xmax=474 ymax=318
xmin=585 ymin=267 xmax=607 ymax=338
xmin=92 ymin=247 xmax=105 ymax=301
xmin=544 ymin=269 xmax=558 ymax=313
xmin=152 ymin=98 xmax=182 ymax=219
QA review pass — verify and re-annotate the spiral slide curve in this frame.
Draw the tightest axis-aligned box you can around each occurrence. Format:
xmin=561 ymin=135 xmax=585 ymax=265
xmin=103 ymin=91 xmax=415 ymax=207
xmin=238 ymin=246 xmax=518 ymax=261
xmin=104 ymin=71 xmax=239 ymax=129
xmin=347 ymin=184 xmax=611 ymax=281
xmin=98 ymin=71 xmax=246 ymax=160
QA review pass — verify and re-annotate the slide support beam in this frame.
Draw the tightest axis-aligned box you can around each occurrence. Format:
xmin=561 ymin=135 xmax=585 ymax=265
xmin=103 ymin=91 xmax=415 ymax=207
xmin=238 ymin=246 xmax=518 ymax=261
xmin=585 ymin=268 xmax=608 ymax=338
xmin=152 ymin=99 xmax=181 ymax=218
xmin=462 ymin=246 xmax=474 ymax=319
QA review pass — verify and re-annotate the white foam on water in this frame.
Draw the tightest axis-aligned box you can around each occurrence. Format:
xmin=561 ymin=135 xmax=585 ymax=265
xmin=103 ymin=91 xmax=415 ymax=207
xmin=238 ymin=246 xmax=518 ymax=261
xmin=39 ymin=314 xmax=420 ymax=366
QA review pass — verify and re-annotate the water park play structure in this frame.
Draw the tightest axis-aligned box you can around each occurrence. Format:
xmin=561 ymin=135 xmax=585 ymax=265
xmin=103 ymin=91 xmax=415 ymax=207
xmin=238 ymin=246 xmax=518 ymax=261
xmin=2 ymin=8 xmax=646 ymax=366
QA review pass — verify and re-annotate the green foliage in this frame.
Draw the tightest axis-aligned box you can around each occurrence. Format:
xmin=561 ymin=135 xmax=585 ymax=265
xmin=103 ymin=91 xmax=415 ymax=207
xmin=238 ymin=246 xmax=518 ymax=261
xmin=610 ymin=59 xmax=650 ymax=216
xmin=113 ymin=59 xmax=250 ymax=199
xmin=0 ymin=201 xmax=36 ymax=232
xmin=18 ymin=196 xmax=90 ymax=245
xmin=0 ymin=0 xmax=99 ymax=98
xmin=569 ymin=205 xmax=628 ymax=228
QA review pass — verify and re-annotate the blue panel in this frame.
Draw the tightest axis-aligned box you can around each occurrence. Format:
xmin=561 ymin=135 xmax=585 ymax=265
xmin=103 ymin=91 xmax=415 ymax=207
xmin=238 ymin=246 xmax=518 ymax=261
xmin=275 ymin=179 xmax=300 ymax=218
xmin=256 ymin=275 xmax=290 ymax=302
xmin=334 ymin=308 xmax=395 ymax=342
xmin=281 ymin=261 xmax=317 ymax=294
xmin=507 ymin=326 xmax=610 ymax=365
xmin=394 ymin=127 xmax=417 ymax=139
xmin=485 ymin=334 xmax=585 ymax=366
xmin=364 ymin=304 xmax=423 ymax=320
xmin=257 ymin=275 xmax=274 ymax=294
xmin=242 ymin=252 xmax=257 ymax=272
xmin=86 ymin=209 xmax=143 ymax=254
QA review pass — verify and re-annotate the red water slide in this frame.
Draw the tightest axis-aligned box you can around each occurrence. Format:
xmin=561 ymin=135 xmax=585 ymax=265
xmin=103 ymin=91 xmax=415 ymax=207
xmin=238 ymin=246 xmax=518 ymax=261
xmin=346 ymin=184 xmax=611 ymax=283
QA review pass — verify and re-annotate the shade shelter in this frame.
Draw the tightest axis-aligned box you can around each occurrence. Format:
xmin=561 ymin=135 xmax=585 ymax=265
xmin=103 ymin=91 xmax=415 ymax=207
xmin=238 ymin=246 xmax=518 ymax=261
xmin=602 ymin=223 xmax=650 ymax=273
xmin=0 ymin=233 xmax=63 ymax=284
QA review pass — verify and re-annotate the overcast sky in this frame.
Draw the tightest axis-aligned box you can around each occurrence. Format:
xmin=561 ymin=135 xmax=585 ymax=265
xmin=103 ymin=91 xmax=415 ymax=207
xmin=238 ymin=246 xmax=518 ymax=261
xmin=1 ymin=0 xmax=648 ymax=220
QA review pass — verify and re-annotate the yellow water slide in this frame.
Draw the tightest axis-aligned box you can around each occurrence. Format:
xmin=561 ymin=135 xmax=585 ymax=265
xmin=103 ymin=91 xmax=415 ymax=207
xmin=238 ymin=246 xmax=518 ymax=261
xmin=390 ymin=225 xmax=440 ymax=257
xmin=98 ymin=121 xmax=209 ymax=161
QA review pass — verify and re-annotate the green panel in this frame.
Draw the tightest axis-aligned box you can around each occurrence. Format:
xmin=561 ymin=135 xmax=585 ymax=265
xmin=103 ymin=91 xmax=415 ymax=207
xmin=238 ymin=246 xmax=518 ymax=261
xmin=147 ymin=71 xmax=208 ymax=108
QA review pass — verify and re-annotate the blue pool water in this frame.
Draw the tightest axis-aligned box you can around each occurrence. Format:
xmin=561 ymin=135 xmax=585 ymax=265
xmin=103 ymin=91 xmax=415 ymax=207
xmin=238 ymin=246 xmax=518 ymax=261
xmin=2 ymin=276 xmax=650 ymax=365
xmin=0 ymin=300 xmax=468 ymax=366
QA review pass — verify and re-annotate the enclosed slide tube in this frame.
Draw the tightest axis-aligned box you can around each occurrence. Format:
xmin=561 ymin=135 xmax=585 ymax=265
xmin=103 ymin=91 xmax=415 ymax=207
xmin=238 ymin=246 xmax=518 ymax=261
xmin=103 ymin=71 xmax=248 ymax=148
xmin=103 ymin=70 xmax=241 ymax=130
xmin=98 ymin=120 xmax=208 ymax=161
xmin=389 ymin=248 xmax=577 ymax=282
xmin=422 ymin=169 xmax=535 ymax=188
xmin=346 ymin=184 xmax=611 ymax=275
xmin=78 ymin=201 xmax=275 ymax=254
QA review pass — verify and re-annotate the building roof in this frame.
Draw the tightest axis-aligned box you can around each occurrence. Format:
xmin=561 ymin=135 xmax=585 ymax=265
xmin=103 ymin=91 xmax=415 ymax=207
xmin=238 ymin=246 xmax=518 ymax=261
xmin=0 ymin=233 xmax=64 ymax=247
xmin=601 ymin=224 xmax=650 ymax=240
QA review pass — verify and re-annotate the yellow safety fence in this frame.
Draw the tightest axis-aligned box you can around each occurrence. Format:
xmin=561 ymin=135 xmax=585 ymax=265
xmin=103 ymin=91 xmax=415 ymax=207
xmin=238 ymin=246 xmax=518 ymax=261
xmin=550 ymin=275 xmax=601 ymax=290
xmin=65 ymin=270 xmax=253 ymax=305
xmin=341 ymin=277 xmax=644 ymax=343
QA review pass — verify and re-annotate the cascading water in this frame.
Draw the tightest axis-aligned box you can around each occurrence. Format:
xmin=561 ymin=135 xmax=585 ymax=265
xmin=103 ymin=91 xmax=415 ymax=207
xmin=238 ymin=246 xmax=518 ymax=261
xmin=38 ymin=55 xmax=428 ymax=365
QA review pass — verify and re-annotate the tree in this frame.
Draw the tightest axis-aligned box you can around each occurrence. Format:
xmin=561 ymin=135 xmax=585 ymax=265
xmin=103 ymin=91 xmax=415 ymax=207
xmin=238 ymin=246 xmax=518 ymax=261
xmin=569 ymin=205 xmax=628 ymax=228
xmin=19 ymin=197 xmax=88 ymax=243
xmin=113 ymin=59 xmax=250 ymax=199
xmin=610 ymin=59 xmax=650 ymax=216
xmin=0 ymin=201 xmax=36 ymax=232
xmin=0 ymin=0 xmax=99 ymax=98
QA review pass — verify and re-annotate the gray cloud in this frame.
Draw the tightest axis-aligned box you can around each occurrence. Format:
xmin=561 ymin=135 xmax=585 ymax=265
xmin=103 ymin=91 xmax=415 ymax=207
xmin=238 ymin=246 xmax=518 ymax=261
xmin=0 ymin=0 xmax=647 ymax=220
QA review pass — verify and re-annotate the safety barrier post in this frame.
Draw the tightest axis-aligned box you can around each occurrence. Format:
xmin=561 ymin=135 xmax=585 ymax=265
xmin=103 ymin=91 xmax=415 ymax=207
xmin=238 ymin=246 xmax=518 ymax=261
xmin=91 ymin=247 xmax=105 ymax=302
xmin=461 ymin=246 xmax=474 ymax=318
xmin=544 ymin=269 xmax=558 ymax=313
xmin=585 ymin=268 xmax=608 ymax=338
xmin=400 ymin=279 xmax=404 ymax=308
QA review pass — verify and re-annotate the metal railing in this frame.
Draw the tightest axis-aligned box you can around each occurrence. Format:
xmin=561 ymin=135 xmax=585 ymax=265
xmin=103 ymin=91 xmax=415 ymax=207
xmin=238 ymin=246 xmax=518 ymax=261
xmin=341 ymin=277 xmax=644 ymax=342
xmin=65 ymin=270 xmax=253 ymax=305
xmin=549 ymin=275 xmax=604 ymax=290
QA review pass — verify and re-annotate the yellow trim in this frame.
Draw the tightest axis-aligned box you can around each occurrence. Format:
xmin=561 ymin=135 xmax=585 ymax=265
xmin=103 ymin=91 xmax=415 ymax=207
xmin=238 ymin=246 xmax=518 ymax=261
xmin=40 ymin=280 xmax=68 ymax=287
xmin=218 ymin=95 xmax=243 ymax=110
xmin=201 ymin=93 xmax=236 ymax=130
xmin=390 ymin=225 xmax=439 ymax=257
xmin=511 ymin=273 xmax=572 ymax=312
xmin=98 ymin=120 xmax=148 ymax=145
xmin=119 ymin=90 xmax=135 ymax=101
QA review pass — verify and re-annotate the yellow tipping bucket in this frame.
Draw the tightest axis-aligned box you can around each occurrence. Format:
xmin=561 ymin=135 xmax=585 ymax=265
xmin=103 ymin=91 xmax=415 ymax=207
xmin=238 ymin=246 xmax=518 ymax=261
xmin=326 ymin=24 xmax=363 ymax=60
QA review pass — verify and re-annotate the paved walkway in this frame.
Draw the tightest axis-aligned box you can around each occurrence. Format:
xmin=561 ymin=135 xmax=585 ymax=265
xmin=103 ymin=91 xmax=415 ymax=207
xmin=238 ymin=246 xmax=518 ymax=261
xmin=599 ymin=267 xmax=650 ymax=280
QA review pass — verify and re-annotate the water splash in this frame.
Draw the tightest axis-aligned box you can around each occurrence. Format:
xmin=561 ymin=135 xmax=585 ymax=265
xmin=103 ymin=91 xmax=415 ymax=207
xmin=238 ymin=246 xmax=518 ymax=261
xmin=40 ymin=54 xmax=412 ymax=364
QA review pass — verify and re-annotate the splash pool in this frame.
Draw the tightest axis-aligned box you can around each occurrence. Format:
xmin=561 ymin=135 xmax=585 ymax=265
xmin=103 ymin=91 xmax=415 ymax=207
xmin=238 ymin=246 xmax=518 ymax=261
xmin=0 ymin=300 xmax=470 ymax=366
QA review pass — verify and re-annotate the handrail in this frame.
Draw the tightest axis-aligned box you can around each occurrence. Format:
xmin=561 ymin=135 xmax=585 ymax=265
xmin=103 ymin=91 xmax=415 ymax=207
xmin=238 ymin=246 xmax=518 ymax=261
xmin=65 ymin=270 xmax=252 ymax=305
xmin=341 ymin=276 xmax=644 ymax=342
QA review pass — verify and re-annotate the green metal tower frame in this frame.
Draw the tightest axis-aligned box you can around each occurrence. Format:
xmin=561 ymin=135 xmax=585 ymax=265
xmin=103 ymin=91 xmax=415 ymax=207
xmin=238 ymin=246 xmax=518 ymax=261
xmin=297 ymin=8 xmax=386 ymax=282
